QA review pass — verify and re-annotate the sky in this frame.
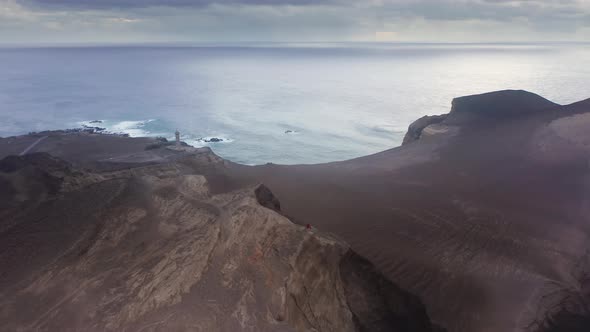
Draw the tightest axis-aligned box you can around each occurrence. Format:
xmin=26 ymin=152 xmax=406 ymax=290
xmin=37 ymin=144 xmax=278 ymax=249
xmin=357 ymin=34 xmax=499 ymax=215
xmin=0 ymin=0 xmax=589 ymax=44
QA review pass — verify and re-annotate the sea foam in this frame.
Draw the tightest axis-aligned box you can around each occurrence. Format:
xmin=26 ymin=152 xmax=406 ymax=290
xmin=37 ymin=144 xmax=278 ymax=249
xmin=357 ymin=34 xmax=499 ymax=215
xmin=77 ymin=119 xmax=155 ymax=137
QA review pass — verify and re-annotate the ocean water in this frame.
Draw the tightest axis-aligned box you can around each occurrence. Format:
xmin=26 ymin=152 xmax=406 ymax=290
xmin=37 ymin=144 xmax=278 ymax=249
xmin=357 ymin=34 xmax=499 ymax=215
xmin=0 ymin=43 xmax=589 ymax=165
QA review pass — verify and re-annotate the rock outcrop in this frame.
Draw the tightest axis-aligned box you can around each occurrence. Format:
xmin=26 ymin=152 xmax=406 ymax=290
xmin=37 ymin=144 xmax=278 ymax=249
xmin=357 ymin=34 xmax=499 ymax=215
xmin=402 ymin=114 xmax=447 ymax=145
xmin=0 ymin=153 xmax=442 ymax=332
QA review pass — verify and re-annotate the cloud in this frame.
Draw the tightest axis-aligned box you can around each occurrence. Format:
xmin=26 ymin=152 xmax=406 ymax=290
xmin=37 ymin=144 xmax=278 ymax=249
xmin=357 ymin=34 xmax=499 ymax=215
xmin=1 ymin=0 xmax=40 ymax=21
xmin=20 ymin=0 xmax=333 ymax=9
xmin=2 ymin=0 xmax=590 ymax=43
xmin=376 ymin=0 xmax=589 ymax=21
xmin=105 ymin=17 xmax=141 ymax=23
xmin=20 ymin=0 xmax=590 ymax=25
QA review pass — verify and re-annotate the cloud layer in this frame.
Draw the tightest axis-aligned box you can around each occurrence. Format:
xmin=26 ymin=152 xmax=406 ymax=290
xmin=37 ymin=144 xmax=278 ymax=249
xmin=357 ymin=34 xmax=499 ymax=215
xmin=23 ymin=0 xmax=328 ymax=9
xmin=1 ymin=0 xmax=589 ymax=43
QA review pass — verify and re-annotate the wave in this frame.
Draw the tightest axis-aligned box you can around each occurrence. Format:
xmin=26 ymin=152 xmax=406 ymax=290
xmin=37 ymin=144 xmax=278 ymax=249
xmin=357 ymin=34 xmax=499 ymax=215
xmin=77 ymin=119 xmax=156 ymax=137
xmin=184 ymin=136 xmax=234 ymax=147
xmin=77 ymin=119 xmax=234 ymax=148
xmin=109 ymin=120 xmax=155 ymax=137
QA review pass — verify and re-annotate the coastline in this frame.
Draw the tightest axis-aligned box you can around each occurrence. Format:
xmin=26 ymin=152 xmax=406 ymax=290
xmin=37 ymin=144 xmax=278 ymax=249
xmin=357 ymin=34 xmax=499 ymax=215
xmin=1 ymin=90 xmax=590 ymax=331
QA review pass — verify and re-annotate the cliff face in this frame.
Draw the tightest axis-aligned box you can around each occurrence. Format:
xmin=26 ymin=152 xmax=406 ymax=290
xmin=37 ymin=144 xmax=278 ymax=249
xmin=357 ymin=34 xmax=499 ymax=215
xmin=0 ymin=152 xmax=441 ymax=332
xmin=444 ymin=89 xmax=558 ymax=124
xmin=402 ymin=90 xmax=559 ymax=145
xmin=402 ymin=114 xmax=447 ymax=145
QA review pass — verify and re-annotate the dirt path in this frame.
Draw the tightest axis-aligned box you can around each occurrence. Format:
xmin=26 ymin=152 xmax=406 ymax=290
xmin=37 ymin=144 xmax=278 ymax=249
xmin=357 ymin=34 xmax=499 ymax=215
xmin=19 ymin=136 xmax=48 ymax=156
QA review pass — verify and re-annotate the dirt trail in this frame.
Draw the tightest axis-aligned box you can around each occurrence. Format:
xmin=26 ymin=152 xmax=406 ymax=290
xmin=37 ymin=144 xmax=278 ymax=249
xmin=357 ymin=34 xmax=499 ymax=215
xmin=18 ymin=136 xmax=47 ymax=156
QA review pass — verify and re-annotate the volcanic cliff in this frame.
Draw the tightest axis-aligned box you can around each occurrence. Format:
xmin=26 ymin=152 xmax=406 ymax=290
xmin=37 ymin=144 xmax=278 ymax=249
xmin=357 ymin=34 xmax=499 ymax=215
xmin=0 ymin=149 xmax=443 ymax=332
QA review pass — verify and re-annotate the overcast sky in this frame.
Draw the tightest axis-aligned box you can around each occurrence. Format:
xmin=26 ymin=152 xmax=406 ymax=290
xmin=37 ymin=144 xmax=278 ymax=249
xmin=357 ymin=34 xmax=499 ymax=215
xmin=1 ymin=0 xmax=589 ymax=44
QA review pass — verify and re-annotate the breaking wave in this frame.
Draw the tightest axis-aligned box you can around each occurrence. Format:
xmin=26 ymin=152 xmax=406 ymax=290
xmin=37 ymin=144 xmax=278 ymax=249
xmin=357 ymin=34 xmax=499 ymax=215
xmin=77 ymin=119 xmax=233 ymax=148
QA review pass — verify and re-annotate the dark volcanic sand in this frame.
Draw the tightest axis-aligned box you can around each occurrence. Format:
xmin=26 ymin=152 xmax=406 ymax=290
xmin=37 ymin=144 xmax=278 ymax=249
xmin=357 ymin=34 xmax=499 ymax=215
xmin=219 ymin=91 xmax=590 ymax=332
xmin=1 ymin=90 xmax=589 ymax=332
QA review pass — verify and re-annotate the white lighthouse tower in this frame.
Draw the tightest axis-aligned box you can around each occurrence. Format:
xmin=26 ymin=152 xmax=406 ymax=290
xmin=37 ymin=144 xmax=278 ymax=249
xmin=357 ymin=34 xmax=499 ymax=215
xmin=175 ymin=129 xmax=180 ymax=147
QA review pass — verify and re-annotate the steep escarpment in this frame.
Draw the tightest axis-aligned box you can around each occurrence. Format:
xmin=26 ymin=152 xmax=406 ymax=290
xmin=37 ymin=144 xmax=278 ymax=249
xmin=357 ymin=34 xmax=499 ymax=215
xmin=0 ymin=152 xmax=441 ymax=332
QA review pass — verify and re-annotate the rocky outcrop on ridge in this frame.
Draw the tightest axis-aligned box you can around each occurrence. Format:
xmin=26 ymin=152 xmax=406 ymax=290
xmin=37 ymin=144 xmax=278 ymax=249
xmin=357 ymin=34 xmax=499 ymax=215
xmin=0 ymin=152 xmax=443 ymax=332
xmin=402 ymin=114 xmax=448 ymax=145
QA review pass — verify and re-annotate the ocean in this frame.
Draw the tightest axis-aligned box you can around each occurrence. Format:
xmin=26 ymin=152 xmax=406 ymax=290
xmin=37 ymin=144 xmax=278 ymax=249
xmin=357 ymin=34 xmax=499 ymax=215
xmin=0 ymin=43 xmax=589 ymax=165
